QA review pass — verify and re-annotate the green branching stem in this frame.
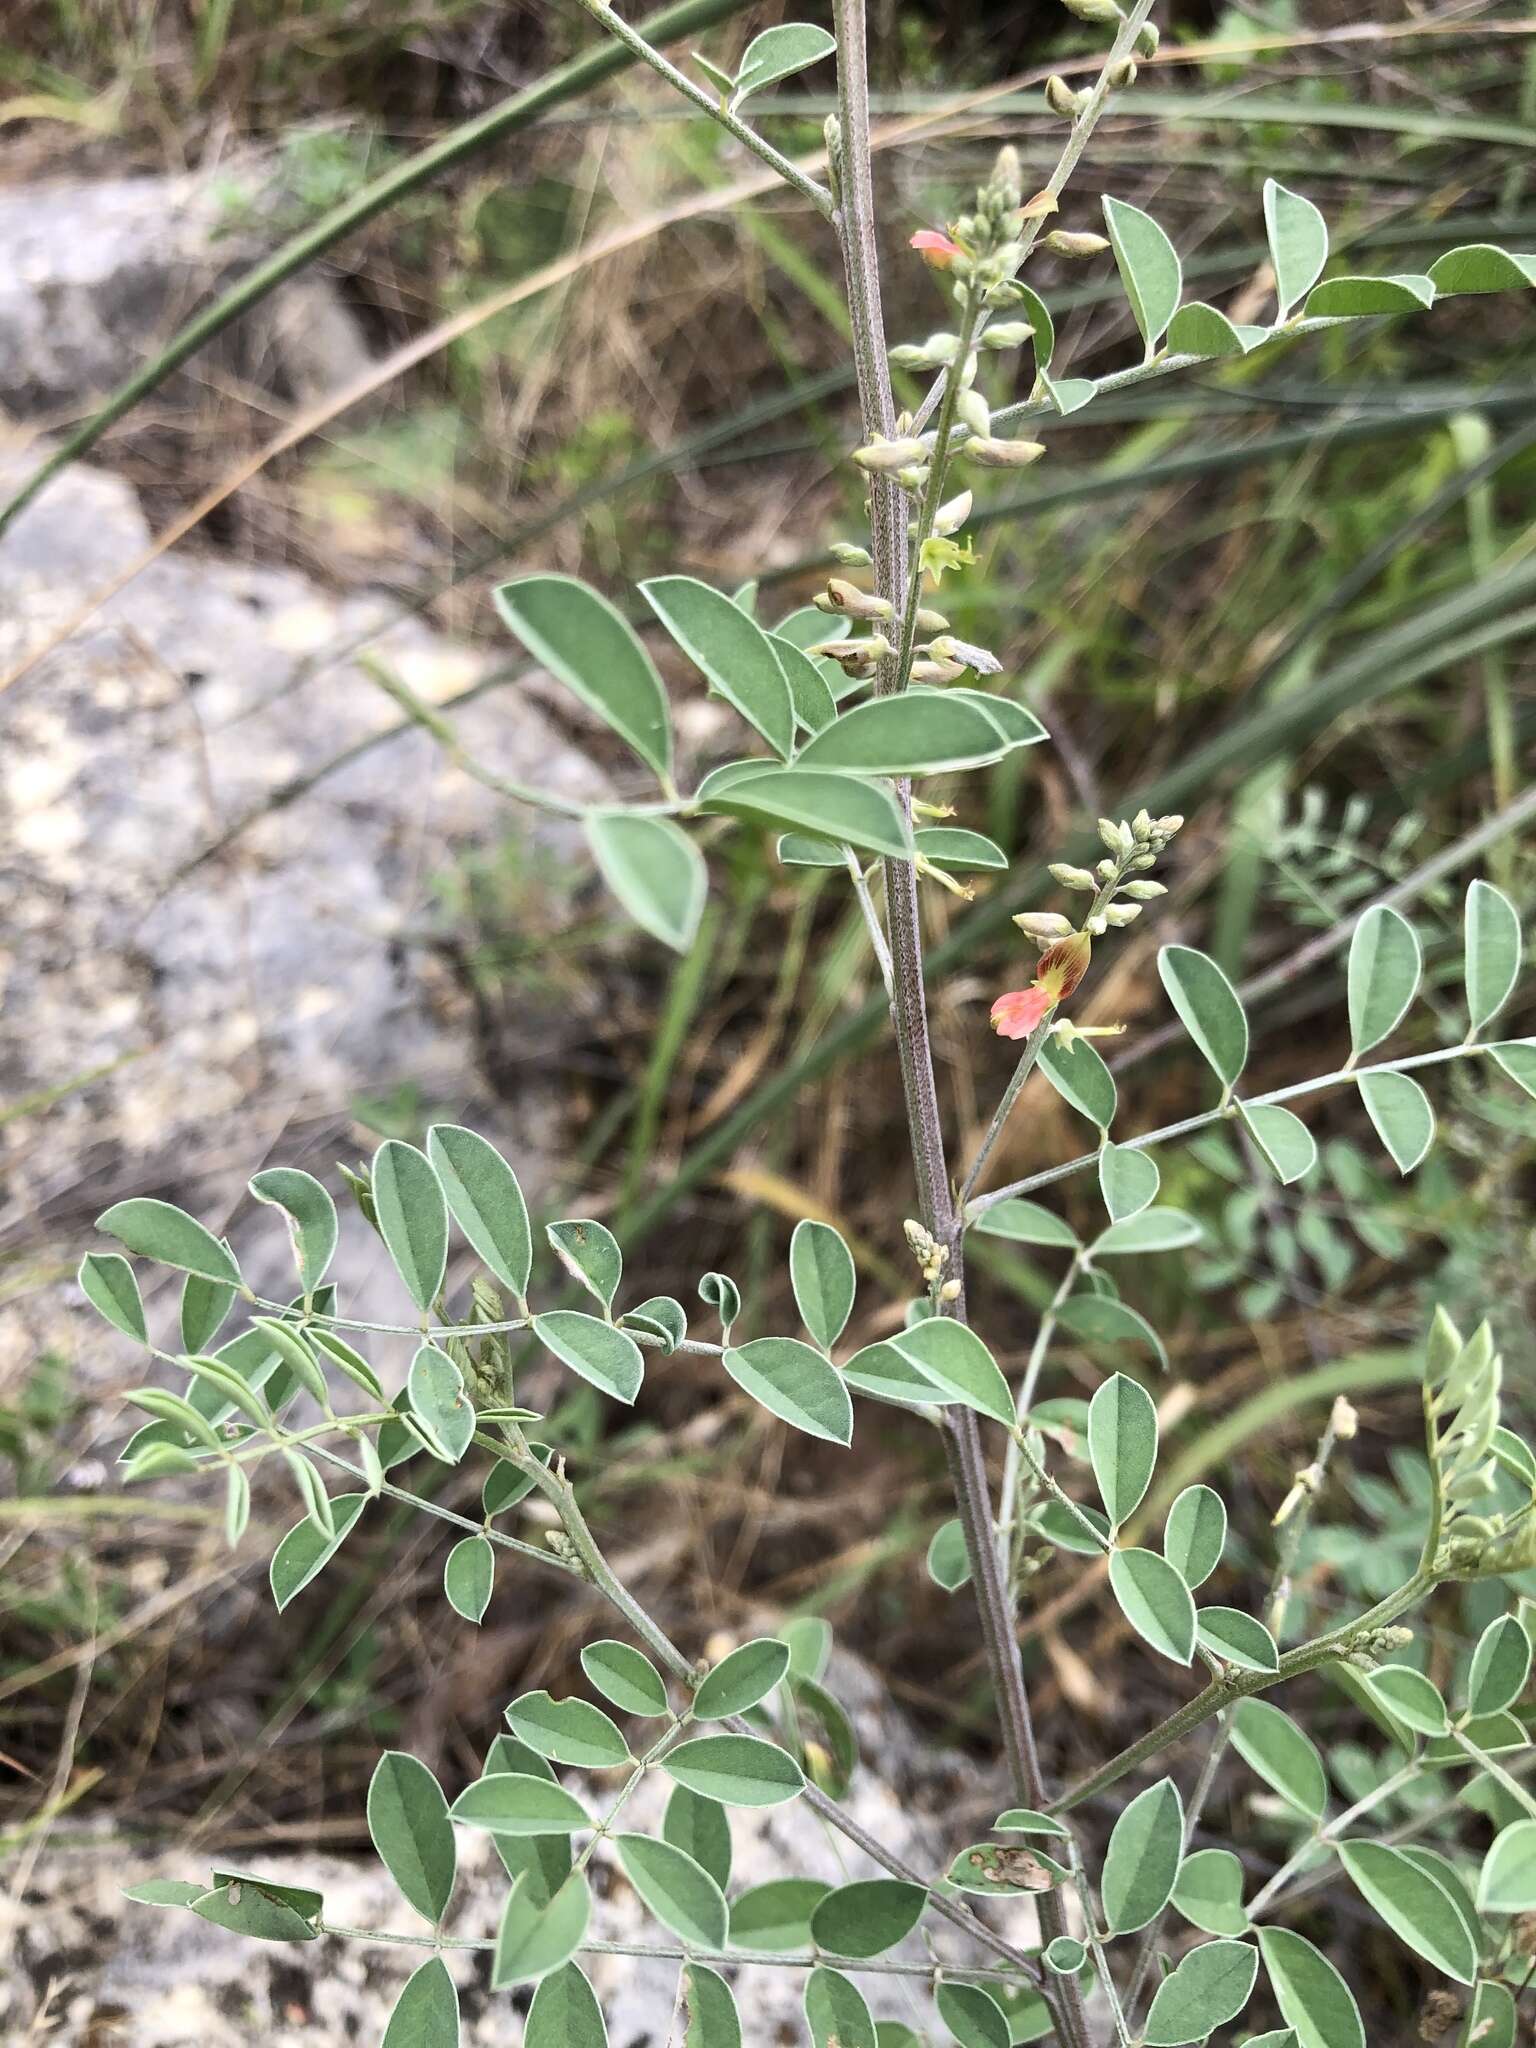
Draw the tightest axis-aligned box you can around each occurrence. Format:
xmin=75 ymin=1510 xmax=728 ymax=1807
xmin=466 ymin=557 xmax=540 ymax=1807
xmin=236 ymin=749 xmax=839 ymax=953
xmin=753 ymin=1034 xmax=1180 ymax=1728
xmin=955 ymin=1016 xmax=1053 ymax=1208
xmin=1054 ymin=1568 xmax=1435 ymax=1816
xmin=1246 ymin=1759 xmax=1425 ymax=1919
xmin=998 ymin=1256 xmax=1081 ymax=1576
xmin=965 ymin=1038 xmax=1515 ymax=1224
xmin=571 ymin=0 xmax=835 ymax=219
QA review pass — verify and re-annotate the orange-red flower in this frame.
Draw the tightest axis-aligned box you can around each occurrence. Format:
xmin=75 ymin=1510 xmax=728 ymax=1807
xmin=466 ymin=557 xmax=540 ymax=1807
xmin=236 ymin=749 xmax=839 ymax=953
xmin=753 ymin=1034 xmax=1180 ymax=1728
xmin=910 ymin=228 xmax=963 ymax=269
xmin=990 ymin=931 xmax=1091 ymax=1040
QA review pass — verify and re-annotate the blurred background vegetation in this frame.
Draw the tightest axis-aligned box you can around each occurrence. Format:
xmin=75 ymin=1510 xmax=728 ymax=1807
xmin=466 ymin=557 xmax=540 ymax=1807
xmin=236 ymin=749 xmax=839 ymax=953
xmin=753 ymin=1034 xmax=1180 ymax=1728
xmin=1 ymin=0 xmax=1533 ymax=2018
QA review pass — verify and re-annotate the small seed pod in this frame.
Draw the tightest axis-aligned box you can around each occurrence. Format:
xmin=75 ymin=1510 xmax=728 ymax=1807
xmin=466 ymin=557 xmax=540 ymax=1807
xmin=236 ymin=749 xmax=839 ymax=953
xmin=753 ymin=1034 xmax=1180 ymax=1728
xmin=1045 ymin=229 xmax=1112 ymax=260
xmin=964 ymin=436 xmax=1047 ymax=469
xmin=853 ymin=437 xmax=929 ymax=473
xmin=985 ymin=278 xmax=1029 ymax=309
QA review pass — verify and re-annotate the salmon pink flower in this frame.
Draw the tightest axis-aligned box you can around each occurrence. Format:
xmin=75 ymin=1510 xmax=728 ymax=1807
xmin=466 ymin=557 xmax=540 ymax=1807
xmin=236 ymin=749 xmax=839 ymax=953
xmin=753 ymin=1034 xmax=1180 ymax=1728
xmin=990 ymin=931 xmax=1091 ymax=1040
xmin=911 ymin=228 xmax=963 ymax=270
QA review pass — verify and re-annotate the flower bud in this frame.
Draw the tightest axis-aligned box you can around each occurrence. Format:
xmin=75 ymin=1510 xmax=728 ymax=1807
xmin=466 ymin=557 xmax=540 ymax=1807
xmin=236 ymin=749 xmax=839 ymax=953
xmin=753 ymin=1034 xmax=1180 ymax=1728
xmin=1108 ymin=57 xmax=1137 ymax=88
xmin=928 ymin=635 xmax=1002 ymax=676
xmin=1156 ymin=814 xmax=1185 ymax=835
xmin=910 ymin=657 xmax=967 ymax=684
xmin=1049 ymin=863 xmax=1098 ymax=892
xmin=1101 ymin=902 xmax=1140 ymax=927
xmin=933 ymin=490 xmax=973 ymax=537
xmin=964 ymin=436 xmax=1047 ymax=469
xmin=1131 ymin=808 xmax=1154 ymax=840
xmin=853 ymin=437 xmax=928 ymax=473
xmin=823 ymin=578 xmax=893 ymax=621
xmin=895 ymin=464 xmax=931 ymax=492
xmin=1120 ymin=878 xmax=1166 ymax=901
xmin=1095 ymin=858 xmax=1117 ymax=881
xmin=830 ymin=542 xmax=872 ymax=567
xmin=1014 ymin=911 xmax=1075 ymax=940
xmin=1060 ymin=0 xmax=1124 ymax=21
xmin=913 ymin=608 xmax=950 ymax=633
xmin=956 ymin=388 xmax=992 ymax=437
xmin=1135 ymin=20 xmax=1160 ymax=55
xmin=1045 ymin=75 xmax=1086 ymax=120
xmin=1044 ymin=230 xmax=1111 ymax=260
xmin=1098 ymin=817 xmax=1133 ymax=856
xmin=980 ymin=321 xmax=1034 ymax=350
xmin=989 ymin=145 xmax=1023 ymax=211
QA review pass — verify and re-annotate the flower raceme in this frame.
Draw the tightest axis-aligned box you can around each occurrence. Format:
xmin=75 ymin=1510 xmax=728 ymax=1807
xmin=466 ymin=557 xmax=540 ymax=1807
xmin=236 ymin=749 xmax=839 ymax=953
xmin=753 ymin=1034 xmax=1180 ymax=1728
xmin=989 ymin=930 xmax=1092 ymax=1040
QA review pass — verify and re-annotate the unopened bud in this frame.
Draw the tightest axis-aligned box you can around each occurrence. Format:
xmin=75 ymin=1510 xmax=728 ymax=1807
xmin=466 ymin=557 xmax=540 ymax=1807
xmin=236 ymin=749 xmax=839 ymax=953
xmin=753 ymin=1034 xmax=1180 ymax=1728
xmin=1330 ymin=1396 xmax=1358 ymax=1442
xmin=830 ymin=542 xmax=872 ymax=567
xmin=1095 ymin=859 xmax=1117 ymax=881
xmin=938 ymin=1277 xmax=963 ymax=1302
xmin=933 ymin=490 xmax=972 ymax=537
xmin=1120 ymin=879 xmax=1167 ymax=901
xmin=980 ymin=321 xmax=1034 ymax=350
xmin=854 ymin=437 xmax=928 ymax=473
xmin=956 ymin=388 xmax=992 ymax=437
xmin=1014 ymin=911 xmax=1075 ymax=940
xmin=1135 ymin=20 xmax=1160 ymax=55
xmin=965 ymin=436 xmax=1047 ymax=469
xmin=823 ymin=578 xmax=893 ymax=621
xmin=989 ymin=145 xmax=1023 ymax=211
xmin=1108 ymin=57 xmax=1137 ymax=88
xmin=1131 ymin=808 xmax=1154 ymax=840
xmin=1098 ymin=817 xmax=1133 ymax=856
xmin=1049 ymin=863 xmax=1098 ymax=892
xmin=1044 ymin=230 xmax=1111 ymax=260
xmin=928 ymin=635 xmax=1002 ymax=676
xmin=1156 ymin=814 xmax=1185 ymax=835
xmin=1101 ymin=902 xmax=1141 ymax=927
xmin=1045 ymin=75 xmax=1087 ymax=120
xmin=1060 ymin=0 xmax=1123 ymax=20
xmin=913 ymin=608 xmax=950 ymax=633
xmin=910 ymin=657 xmax=967 ymax=684
xmin=895 ymin=466 xmax=932 ymax=492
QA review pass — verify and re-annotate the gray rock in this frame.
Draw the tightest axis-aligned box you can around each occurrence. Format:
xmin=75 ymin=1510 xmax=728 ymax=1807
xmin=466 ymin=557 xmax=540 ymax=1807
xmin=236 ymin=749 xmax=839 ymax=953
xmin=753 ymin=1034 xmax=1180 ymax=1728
xmin=0 ymin=440 xmax=607 ymax=1383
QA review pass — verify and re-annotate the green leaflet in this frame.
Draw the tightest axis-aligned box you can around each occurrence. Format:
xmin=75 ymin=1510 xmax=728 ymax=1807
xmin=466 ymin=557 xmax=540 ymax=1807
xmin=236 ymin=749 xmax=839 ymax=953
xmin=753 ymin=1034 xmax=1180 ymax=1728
xmin=1101 ymin=1776 xmax=1183 ymax=1932
xmin=95 ymin=1197 xmax=241 ymax=1288
xmin=407 ymin=1344 xmax=475 ymax=1463
xmin=368 ymin=1751 xmax=456 ymax=1924
xmin=934 ymin=1983 xmax=1011 ymax=2048
xmin=533 ymin=1311 xmax=645 ymax=1405
xmin=1166 ymin=301 xmax=1250 ymax=359
xmin=1231 ymin=1698 xmax=1327 ymax=1818
xmin=79 ymin=1252 xmax=148 ymax=1345
xmin=643 ymin=575 xmax=795 ymax=758
xmin=495 ymin=574 xmax=672 ymax=782
xmin=248 ymin=1167 xmax=338 ymax=1298
xmin=381 ymin=1958 xmax=459 ymax=2048
xmin=1465 ymin=878 xmax=1521 ymax=1035
xmin=1241 ymin=1102 xmax=1317 ymax=1185
xmin=1339 ymin=1840 xmax=1476 ymax=1983
xmin=447 ymin=1772 xmax=592 ymax=1837
xmin=682 ymin=1963 xmax=741 ymax=2048
xmin=373 ymin=1141 xmax=449 ymax=1312
xmin=1098 ymin=1142 xmax=1160 ymax=1224
xmin=581 ymin=1641 xmax=670 ymax=1718
xmin=697 ymin=763 xmax=912 ymax=860
xmin=546 ymin=1218 xmax=624 ymax=1311
xmin=586 ymin=811 xmax=706 ymax=954
xmin=789 ymin=1218 xmax=856 ymax=1350
xmin=1037 ymin=1030 xmax=1117 ymax=1127
xmin=527 ymin=1963 xmax=607 ymax=2048
xmin=1263 ymin=179 xmax=1328 ymax=318
xmin=614 ymin=1833 xmax=728 ymax=1950
xmin=1088 ymin=1372 xmax=1158 ymax=1528
xmin=1195 ymin=1606 xmax=1278 ymax=1673
xmin=505 ymin=1691 xmax=630 ymax=1769
xmin=1158 ymin=945 xmax=1248 ymax=1088
xmin=426 ymin=1124 xmax=532 ymax=1300
xmin=1109 ymin=1548 xmax=1196 ymax=1664
xmin=1479 ymin=1819 xmax=1536 ymax=1913
xmin=1103 ymin=194 xmax=1182 ymax=350
xmin=693 ymin=1637 xmax=791 ymax=1718
xmin=444 ymin=1534 xmax=494 ymax=1623
xmin=270 ymin=1493 xmax=368 ymax=1611
xmin=1428 ymin=243 xmax=1536 ymax=295
xmin=664 ymin=1785 xmax=732 ymax=1891
xmin=926 ymin=1517 xmax=971 ymax=1591
xmin=796 ymin=691 xmax=1011 ymax=775
xmin=1144 ymin=1939 xmax=1258 ymax=2044
xmin=1171 ymin=1848 xmax=1249 ymax=1936
xmin=1094 ymin=1207 xmax=1200 ymax=1255
xmin=721 ymin=1337 xmax=853 ymax=1443
xmin=1347 ymin=904 xmax=1421 ymax=1056
xmin=1357 ymin=1069 xmax=1435 ymax=1175
xmin=804 ymin=1967 xmax=876 ymax=2048
xmin=1360 ymin=1662 xmax=1446 ymax=1735
xmin=730 ymin=21 xmax=834 ymax=106
xmin=492 ymin=1869 xmax=591 ymax=1987
xmin=808 ymin=1879 xmax=926 ymax=1958
xmin=728 ymin=1877 xmax=830 ymax=1951
xmin=663 ymin=1733 xmax=804 ymax=1807
xmin=1163 ymin=1484 xmax=1227 ymax=1587
xmin=1257 ymin=1927 xmax=1365 ymax=2048
xmin=1305 ymin=274 xmax=1434 ymax=317
xmin=972 ymin=1199 xmax=1079 ymax=1247
xmin=1466 ymin=1612 xmax=1531 ymax=1716
xmin=889 ymin=1317 xmax=1014 ymax=1424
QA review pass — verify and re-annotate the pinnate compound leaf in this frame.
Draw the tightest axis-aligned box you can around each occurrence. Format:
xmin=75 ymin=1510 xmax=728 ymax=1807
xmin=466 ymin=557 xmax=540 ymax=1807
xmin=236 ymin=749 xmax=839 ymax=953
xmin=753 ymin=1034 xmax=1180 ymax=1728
xmin=1163 ymin=1484 xmax=1227 ymax=1588
xmin=729 ymin=1877 xmax=830 ymax=1951
xmin=249 ymin=1168 xmax=337 ymax=1297
xmin=1196 ymin=1606 xmax=1278 ymax=1673
xmin=506 ymin=1692 xmax=630 ymax=1770
xmin=1109 ymin=1548 xmax=1196 ymax=1664
xmin=1465 ymin=878 xmax=1522 ymax=1035
xmin=447 ymin=1772 xmax=592 ymax=1836
xmin=890 ymin=1317 xmax=1014 ymax=1424
xmin=614 ymin=1834 xmax=728 ymax=1950
xmin=368 ymin=1752 xmax=456 ymax=1924
xmin=693 ymin=1637 xmax=791 ymax=1719
xmin=408 ymin=1344 xmax=475 ymax=1463
xmin=1467 ymin=1612 xmax=1531 ymax=1716
xmin=698 ymin=764 xmax=911 ymax=860
xmin=804 ymin=1966 xmax=876 ymax=2048
xmin=1428 ymin=244 xmax=1536 ymax=295
xmin=373 ymin=1141 xmax=448 ymax=1312
xmin=492 ymin=1869 xmax=590 ymax=1987
xmin=381 ymin=1957 xmax=459 ymax=2048
xmin=1242 ymin=1102 xmax=1317 ymax=1185
xmin=682 ymin=1963 xmax=741 ymax=2048
xmin=586 ymin=812 xmax=706 ymax=954
xmin=1357 ymin=1070 xmax=1434 ymax=1175
xmin=1258 ymin=1927 xmax=1365 ymax=2048
xmin=722 ymin=1336 xmax=852 ymax=1443
xmin=79 ymin=1252 xmax=148 ymax=1344
xmin=1158 ymin=945 xmax=1248 ymax=1088
xmin=1264 ymin=180 xmax=1328 ymax=317
xmin=809 ymin=1879 xmax=926 ymax=1958
xmin=1347 ymin=904 xmax=1421 ymax=1056
xmin=663 ymin=1733 xmax=804 ymax=1807
xmin=533 ymin=1311 xmax=644 ymax=1405
xmin=790 ymin=1218 xmax=856 ymax=1350
xmin=444 ymin=1535 xmax=494 ymax=1623
xmin=495 ymin=574 xmax=672 ymax=782
xmin=1339 ymin=1840 xmax=1476 ymax=1983
xmin=270 ymin=1493 xmax=367 ymax=1610
xmin=1231 ymin=1698 xmax=1327 ymax=1817
xmin=1098 ymin=1142 xmax=1160 ymax=1223
xmin=1144 ymin=1938 xmax=1259 ymax=2044
xmin=426 ymin=1124 xmax=532 ymax=1300
xmin=1038 ymin=1030 xmax=1116 ymax=1127
xmin=935 ymin=1982 xmax=1011 ymax=2048
xmin=1102 ymin=1776 xmax=1184 ymax=1933
xmin=545 ymin=1219 xmax=623 ymax=1311
xmin=1479 ymin=1819 xmax=1536 ymax=1913
xmin=1172 ymin=1847 xmax=1249 ymax=1936
xmin=96 ymin=1198 xmax=241 ymax=1287
xmin=643 ymin=575 xmax=794 ymax=759
xmin=731 ymin=21 xmax=835 ymax=105
xmin=796 ymin=691 xmax=1011 ymax=775
xmin=527 ymin=1962 xmax=606 ymax=2048
xmin=1088 ymin=1372 xmax=1158 ymax=1527
xmin=581 ymin=1641 xmax=669 ymax=1718
xmin=1103 ymin=195 xmax=1182 ymax=349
